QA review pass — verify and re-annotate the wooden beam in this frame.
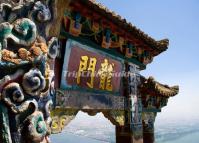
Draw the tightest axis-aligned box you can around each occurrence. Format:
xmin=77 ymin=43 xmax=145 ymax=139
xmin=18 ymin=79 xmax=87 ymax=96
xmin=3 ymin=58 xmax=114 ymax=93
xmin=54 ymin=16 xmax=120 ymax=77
xmin=55 ymin=90 xmax=127 ymax=110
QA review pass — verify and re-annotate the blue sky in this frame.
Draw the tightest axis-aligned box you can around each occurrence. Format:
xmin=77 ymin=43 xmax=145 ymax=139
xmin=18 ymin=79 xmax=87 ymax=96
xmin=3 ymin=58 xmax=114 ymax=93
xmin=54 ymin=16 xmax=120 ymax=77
xmin=95 ymin=0 xmax=199 ymax=121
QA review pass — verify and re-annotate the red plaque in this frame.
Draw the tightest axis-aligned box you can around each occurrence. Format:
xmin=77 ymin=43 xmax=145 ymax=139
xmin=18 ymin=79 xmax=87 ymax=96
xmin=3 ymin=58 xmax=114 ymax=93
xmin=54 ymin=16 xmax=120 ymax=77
xmin=61 ymin=39 xmax=123 ymax=93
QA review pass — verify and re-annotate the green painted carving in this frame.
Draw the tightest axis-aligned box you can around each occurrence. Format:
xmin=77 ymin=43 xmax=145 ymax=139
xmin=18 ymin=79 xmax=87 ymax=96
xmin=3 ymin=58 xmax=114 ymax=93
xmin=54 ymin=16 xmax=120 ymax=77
xmin=0 ymin=0 xmax=58 ymax=142
xmin=0 ymin=102 xmax=12 ymax=143
xmin=0 ymin=18 xmax=37 ymax=48
xmin=22 ymin=111 xmax=49 ymax=143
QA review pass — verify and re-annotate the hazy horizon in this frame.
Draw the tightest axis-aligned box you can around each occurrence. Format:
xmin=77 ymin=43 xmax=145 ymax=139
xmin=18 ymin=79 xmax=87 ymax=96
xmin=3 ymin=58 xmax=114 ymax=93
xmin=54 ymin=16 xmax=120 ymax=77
xmin=51 ymin=111 xmax=199 ymax=143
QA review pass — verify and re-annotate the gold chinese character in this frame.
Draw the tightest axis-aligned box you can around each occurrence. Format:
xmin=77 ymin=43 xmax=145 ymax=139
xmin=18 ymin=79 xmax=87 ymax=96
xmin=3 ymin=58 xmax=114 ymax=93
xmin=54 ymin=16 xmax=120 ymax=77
xmin=77 ymin=56 xmax=88 ymax=84
xmin=106 ymin=61 xmax=114 ymax=91
xmin=98 ymin=59 xmax=114 ymax=91
xmin=87 ymin=57 xmax=97 ymax=88
xmin=77 ymin=56 xmax=97 ymax=89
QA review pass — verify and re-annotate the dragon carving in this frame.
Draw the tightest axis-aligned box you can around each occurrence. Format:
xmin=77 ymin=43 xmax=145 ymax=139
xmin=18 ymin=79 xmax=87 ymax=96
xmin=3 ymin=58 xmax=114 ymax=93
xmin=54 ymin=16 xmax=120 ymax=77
xmin=0 ymin=0 xmax=58 ymax=143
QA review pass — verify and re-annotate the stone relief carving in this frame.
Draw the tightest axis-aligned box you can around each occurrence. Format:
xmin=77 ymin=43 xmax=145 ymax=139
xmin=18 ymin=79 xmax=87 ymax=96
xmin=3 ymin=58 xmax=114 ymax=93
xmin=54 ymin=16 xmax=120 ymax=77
xmin=0 ymin=0 xmax=58 ymax=142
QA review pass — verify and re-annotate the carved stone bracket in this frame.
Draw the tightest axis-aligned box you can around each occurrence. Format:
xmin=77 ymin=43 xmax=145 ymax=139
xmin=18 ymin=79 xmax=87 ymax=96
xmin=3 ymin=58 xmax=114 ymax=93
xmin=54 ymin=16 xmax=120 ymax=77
xmin=51 ymin=108 xmax=78 ymax=134
xmin=103 ymin=110 xmax=125 ymax=126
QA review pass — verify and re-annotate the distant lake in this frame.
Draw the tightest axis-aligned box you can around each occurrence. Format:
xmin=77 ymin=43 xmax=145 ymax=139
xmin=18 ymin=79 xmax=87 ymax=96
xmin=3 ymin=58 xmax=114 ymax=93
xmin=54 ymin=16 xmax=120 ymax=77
xmin=51 ymin=131 xmax=199 ymax=143
xmin=51 ymin=133 xmax=109 ymax=143
xmin=51 ymin=112 xmax=199 ymax=143
xmin=162 ymin=132 xmax=199 ymax=143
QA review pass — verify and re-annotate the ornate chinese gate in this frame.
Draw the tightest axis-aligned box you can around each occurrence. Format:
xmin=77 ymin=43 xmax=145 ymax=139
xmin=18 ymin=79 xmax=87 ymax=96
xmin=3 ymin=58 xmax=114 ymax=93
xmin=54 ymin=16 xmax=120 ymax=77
xmin=0 ymin=0 xmax=179 ymax=143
